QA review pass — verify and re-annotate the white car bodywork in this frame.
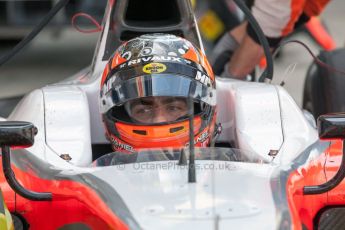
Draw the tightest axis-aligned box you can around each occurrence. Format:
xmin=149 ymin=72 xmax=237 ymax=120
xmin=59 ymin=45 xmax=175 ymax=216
xmin=6 ymin=71 xmax=317 ymax=167
xmin=3 ymin=49 xmax=318 ymax=230
xmin=91 ymin=161 xmax=278 ymax=229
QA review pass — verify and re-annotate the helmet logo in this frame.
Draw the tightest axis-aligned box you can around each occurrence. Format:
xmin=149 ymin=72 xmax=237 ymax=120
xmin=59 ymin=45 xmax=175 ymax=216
xmin=185 ymin=130 xmax=210 ymax=147
xmin=143 ymin=63 xmax=167 ymax=74
xmin=195 ymin=71 xmax=212 ymax=87
xmin=110 ymin=136 xmax=134 ymax=153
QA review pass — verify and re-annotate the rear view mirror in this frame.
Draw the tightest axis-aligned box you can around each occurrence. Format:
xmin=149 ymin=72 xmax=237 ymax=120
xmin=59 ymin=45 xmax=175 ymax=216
xmin=304 ymin=113 xmax=345 ymax=195
xmin=0 ymin=121 xmax=37 ymax=148
xmin=0 ymin=121 xmax=51 ymax=201
xmin=318 ymin=113 xmax=345 ymax=140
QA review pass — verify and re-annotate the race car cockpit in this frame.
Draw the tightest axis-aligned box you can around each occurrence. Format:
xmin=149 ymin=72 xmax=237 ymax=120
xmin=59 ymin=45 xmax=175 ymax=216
xmin=4 ymin=0 xmax=317 ymax=167
xmin=2 ymin=1 xmax=344 ymax=229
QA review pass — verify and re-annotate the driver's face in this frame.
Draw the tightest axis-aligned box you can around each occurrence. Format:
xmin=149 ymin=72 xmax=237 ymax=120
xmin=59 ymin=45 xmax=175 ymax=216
xmin=127 ymin=96 xmax=188 ymax=124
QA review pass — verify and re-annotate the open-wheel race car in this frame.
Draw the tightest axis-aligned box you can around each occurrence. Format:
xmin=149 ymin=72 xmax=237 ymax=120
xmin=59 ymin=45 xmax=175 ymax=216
xmin=1 ymin=0 xmax=345 ymax=229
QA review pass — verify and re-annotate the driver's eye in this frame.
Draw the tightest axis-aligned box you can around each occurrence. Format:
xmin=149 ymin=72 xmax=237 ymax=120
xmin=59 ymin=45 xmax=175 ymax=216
xmin=132 ymin=105 xmax=153 ymax=116
xmin=167 ymin=105 xmax=179 ymax=111
xmin=166 ymin=105 xmax=184 ymax=113
xmin=165 ymin=101 xmax=187 ymax=113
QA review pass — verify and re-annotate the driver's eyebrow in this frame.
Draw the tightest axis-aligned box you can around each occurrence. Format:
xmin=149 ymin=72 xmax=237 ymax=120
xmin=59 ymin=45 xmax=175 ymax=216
xmin=130 ymin=98 xmax=154 ymax=107
xmin=161 ymin=97 xmax=186 ymax=104
xmin=130 ymin=97 xmax=186 ymax=109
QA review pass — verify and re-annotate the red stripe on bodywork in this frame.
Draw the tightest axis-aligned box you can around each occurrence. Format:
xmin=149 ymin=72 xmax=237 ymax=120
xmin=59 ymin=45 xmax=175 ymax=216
xmin=287 ymin=140 xmax=344 ymax=229
xmin=324 ymin=141 xmax=345 ymax=205
xmin=0 ymin=159 xmax=129 ymax=230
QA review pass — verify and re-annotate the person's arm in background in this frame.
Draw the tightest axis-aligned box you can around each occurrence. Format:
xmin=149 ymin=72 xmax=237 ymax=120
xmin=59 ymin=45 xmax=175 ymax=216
xmin=227 ymin=31 xmax=265 ymax=79
xmin=224 ymin=0 xmax=306 ymax=79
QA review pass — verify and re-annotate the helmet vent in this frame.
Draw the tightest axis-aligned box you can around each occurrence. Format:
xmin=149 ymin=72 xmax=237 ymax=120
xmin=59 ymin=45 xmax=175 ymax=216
xmin=133 ymin=130 xmax=147 ymax=135
xmin=170 ymin=126 xmax=184 ymax=133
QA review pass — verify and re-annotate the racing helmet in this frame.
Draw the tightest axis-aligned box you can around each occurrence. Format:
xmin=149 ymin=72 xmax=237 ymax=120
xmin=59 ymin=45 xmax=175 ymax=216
xmin=100 ymin=33 xmax=217 ymax=153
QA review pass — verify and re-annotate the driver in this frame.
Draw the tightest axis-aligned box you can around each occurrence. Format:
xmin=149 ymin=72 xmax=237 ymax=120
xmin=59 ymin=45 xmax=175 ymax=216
xmin=99 ymin=34 xmax=218 ymax=153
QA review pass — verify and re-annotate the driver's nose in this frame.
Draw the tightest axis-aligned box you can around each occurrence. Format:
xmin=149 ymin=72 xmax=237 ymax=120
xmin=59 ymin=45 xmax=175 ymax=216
xmin=152 ymin=109 xmax=168 ymax=123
